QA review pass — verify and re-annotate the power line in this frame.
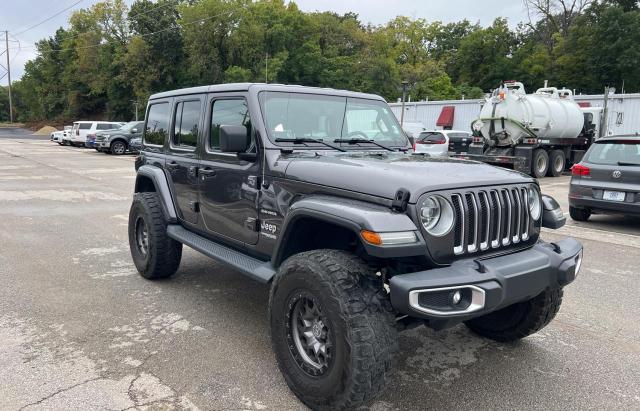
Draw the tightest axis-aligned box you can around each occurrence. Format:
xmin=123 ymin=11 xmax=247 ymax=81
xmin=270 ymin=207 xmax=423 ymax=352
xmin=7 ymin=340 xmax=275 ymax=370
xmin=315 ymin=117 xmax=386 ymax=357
xmin=13 ymin=0 xmax=85 ymax=36
xmin=18 ymin=7 xmax=243 ymax=55
xmin=8 ymin=0 xmax=184 ymax=51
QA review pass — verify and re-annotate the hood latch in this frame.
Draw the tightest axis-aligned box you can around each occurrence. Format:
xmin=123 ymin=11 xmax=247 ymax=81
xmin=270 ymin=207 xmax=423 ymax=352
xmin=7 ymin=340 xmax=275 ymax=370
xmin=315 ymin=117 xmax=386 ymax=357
xmin=391 ymin=188 xmax=410 ymax=212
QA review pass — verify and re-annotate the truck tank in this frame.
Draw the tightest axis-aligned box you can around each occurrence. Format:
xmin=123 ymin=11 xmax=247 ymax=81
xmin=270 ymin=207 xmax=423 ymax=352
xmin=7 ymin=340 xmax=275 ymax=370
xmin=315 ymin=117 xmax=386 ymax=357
xmin=472 ymin=82 xmax=584 ymax=147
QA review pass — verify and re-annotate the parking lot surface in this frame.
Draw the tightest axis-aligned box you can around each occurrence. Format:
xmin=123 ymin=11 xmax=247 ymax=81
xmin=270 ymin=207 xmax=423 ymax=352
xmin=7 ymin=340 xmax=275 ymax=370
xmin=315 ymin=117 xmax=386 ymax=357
xmin=1 ymin=133 xmax=639 ymax=410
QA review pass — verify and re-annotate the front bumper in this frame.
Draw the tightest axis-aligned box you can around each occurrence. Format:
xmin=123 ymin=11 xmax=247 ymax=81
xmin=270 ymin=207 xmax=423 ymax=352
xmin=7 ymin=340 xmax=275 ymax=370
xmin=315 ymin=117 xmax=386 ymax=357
xmin=389 ymin=238 xmax=582 ymax=327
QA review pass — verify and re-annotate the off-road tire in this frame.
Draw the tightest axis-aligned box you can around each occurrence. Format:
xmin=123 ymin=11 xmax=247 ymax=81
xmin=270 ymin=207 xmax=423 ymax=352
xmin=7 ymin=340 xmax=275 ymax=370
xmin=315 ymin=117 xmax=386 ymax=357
xmin=465 ymin=288 xmax=563 ymax=342
xmin=547 ymin=149 xmax=565 ymax=177
xmin=269 ymin=250 xmax=398 ymax=411
xmin=111 ymin=140 xmax=127 ymax=155
xmin=128 ymin=192 xmax=182 ymax=279
xmin=569 ymin=206 xmax=591 ymax=221
xmin=532 ymin=149 xmax=549 ymax=178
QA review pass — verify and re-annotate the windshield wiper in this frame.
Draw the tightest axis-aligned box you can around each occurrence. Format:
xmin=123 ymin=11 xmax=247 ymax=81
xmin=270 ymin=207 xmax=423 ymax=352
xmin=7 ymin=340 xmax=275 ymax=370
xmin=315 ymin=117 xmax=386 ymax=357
xmin=333 ymin=138 xmax=396 ymax=152
xmin=617 ymin=161 xmax=640 ymax=166
xmin=275 ymin=137 xmax=346 ymax=152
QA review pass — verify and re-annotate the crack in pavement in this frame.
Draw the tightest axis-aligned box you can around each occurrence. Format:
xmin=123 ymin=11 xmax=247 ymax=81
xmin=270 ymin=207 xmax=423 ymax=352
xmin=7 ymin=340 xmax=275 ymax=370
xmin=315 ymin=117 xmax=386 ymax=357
xmin=18 ymin=377 xmax=103 ymax=410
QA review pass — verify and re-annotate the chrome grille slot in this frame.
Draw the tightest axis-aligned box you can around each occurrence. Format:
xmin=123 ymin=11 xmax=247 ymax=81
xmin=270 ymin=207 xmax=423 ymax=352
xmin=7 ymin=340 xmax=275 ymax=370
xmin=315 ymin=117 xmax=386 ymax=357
xmin=448 ymin=186 xmax=531 ymax=256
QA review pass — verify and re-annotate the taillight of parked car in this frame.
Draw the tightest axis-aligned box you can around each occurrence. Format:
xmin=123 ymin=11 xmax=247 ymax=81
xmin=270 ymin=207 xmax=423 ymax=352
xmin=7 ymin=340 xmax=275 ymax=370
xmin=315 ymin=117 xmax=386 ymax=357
xmin=571 ymin=164 xmax=590 ymax=176
xmin=76 ymin=129 xmax=79 ymax=135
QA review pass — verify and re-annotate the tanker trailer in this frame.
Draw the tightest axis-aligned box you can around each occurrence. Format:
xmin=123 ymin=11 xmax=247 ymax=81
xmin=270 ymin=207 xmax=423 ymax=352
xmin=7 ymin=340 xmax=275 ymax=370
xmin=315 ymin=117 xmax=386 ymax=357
xmin=462 ymin=81 xmax=600 ymax=177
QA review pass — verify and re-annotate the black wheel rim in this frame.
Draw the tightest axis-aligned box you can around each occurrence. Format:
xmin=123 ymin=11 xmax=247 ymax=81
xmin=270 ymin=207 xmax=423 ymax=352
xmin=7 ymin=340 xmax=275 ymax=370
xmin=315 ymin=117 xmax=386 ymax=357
xmin=134 ymin=216 xmax=149 ymax=256
xmin=113 ymin=142 xmax=125 ymax=154
xmin=287 ymin=292 xmax=333 ymax=376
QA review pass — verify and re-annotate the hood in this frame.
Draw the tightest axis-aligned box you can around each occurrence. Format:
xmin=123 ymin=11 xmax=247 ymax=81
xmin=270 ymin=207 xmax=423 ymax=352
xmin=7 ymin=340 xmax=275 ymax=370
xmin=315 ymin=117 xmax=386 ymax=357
xmin=283 ymin=152 xmax=533 ymax=202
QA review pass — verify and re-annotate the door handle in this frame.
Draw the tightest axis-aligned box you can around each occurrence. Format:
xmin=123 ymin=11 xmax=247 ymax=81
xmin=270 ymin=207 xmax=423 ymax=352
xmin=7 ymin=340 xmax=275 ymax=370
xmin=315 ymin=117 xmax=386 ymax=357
xmin=199 ymin=167 xmax=216 ymax=177
xmin=166 ymin=161 xmax=179 ymax=169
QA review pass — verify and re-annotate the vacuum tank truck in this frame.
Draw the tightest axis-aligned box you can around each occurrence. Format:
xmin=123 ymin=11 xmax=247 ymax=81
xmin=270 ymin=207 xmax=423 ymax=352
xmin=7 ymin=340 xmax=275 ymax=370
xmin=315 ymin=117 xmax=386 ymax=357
xmin=463 ymin=81 xmax=602 ymax=177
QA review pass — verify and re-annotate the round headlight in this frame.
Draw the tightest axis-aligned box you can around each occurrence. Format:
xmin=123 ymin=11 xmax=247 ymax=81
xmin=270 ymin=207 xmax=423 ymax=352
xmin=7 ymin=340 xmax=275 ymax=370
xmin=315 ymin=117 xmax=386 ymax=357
xmin=419 ymin=195 xmax=454 ymax=236
xmin=528 ymin=186 xmax=541 ymax=220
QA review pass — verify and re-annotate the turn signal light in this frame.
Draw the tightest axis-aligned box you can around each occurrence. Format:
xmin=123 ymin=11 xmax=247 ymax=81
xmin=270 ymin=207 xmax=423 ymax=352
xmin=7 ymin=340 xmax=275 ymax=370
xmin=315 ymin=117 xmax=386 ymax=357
xmin=571 ymin=164 xmax=590 ymax=176
xmin=361 ymin=230 xmax=382 ymax=245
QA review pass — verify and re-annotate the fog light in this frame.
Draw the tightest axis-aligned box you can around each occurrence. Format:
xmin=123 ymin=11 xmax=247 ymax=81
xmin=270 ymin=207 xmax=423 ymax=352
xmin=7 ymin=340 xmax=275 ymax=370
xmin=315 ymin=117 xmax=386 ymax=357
xmin=452 ymin=290 xmax=462 ymax=305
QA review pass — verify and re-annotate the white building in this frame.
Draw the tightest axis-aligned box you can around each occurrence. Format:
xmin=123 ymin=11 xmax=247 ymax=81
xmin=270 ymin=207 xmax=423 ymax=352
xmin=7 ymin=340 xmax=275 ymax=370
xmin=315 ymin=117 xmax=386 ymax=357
xmin=389 ymin=93 xmax=640 ymax=136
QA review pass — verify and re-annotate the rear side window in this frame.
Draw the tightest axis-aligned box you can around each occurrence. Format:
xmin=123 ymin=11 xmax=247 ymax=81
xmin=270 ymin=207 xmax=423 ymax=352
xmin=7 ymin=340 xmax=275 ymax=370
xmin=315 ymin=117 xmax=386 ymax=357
xmin=145 ymin=103 xmax=170 ymax=146
xmin=96 ymin=124 xmax=112 ymax=130
xmin=210 ymin=99 xmax=251 ymax=151
xmin=79 ymin=123 xmax=92 ymax=130
xmin=173 ymin=100 xmax=201 ymax=149
xmin=586 ymin=140 xmax=640 ymax=165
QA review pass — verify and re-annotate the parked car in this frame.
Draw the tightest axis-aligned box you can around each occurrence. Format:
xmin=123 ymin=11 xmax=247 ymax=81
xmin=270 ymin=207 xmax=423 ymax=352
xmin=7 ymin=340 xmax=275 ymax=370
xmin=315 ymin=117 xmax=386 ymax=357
xmin=413 ymin=130 xmax=450 ymax=157
xmin=51 ymin=126 xmax=72 ymax=144
xmin=69 ymin=121 xmax=124 ymax=147
xmin=128 ymin=83 xmax=581 ymax=410
xmin=402 ymin=121 xmax=427 ymax=146
xmin=129 ymin=137 xmax=143 ymax=154
xmin=445 ymin=130 xmax=473 ymax=154
xmin=569 ymin=135 xmax=640 ymax=221
xmin=95 ymin=121 xmax=144 ymax=154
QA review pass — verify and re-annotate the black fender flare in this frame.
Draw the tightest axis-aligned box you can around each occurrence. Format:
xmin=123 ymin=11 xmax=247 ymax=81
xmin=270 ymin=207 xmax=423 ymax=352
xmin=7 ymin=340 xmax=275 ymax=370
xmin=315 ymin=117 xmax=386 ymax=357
xmin=134 ymin=165 xmax=178 ymax=223
xmin=272 ymin=195 xmax=426 ymax=266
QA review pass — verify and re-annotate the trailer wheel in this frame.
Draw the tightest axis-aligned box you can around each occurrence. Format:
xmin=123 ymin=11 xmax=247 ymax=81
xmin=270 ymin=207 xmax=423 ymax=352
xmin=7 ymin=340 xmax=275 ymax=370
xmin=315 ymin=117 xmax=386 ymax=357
xmin=547 ymin=150 xmax=565 ymax=177
xmin=532 ymin=149 xmax=549 ymax=178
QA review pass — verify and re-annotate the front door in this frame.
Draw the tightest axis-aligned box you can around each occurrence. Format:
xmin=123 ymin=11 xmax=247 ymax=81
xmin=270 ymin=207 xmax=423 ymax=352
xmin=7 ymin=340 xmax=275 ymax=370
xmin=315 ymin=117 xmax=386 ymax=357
xmin=198 ymin=94 xmax=260 ymax=245
xmin=164 ymin=97 xmax=205 ymax=226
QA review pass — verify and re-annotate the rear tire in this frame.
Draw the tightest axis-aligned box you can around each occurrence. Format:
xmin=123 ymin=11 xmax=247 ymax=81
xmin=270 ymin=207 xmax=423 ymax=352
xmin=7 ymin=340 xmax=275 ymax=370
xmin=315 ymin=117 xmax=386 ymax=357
xmin=569 ymin=206 xmax=591 ymax=221
xmin=465 ymin=288 xmax=563 ymax=342
xmin=547 ymin=150 xmax=565 ymax=177
xmin=532 ymin=149 xmax=549 ymax=178
xmin=128 ymin=192 xmax=182 ymax=279
xmin=269 ymin=250 xmax=398 ymax=410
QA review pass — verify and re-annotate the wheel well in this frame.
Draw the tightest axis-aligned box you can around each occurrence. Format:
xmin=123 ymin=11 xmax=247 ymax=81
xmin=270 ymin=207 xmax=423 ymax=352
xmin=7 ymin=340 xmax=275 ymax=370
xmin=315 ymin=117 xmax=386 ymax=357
xmin=277 ymin=217 xmax=362 ymax=266
xmin=111 ymin=138 xmax=128 ymax=147
xmin=135 ymin=175 xmax=156 ymax=193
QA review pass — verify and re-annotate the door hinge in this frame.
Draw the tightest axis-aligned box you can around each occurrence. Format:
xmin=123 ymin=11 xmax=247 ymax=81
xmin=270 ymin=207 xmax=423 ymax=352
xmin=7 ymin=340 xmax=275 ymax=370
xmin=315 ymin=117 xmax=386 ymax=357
xmin=245 ymin=217 xmax=259 ymax=231
xmin=189 ymin=201 xmax=200 ymax=213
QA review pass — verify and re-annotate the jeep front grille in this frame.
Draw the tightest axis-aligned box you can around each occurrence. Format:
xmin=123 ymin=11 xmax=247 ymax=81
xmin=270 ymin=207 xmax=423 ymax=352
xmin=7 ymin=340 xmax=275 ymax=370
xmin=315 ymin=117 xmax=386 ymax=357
xmin=450 ymin=187 xmax=530 ymax=255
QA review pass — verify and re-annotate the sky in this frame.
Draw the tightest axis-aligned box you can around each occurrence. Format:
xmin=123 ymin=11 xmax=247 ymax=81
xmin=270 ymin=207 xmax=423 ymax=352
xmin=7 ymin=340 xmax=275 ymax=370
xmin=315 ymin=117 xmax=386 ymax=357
xmin=0 ymin=0 xmax=532 ymax=82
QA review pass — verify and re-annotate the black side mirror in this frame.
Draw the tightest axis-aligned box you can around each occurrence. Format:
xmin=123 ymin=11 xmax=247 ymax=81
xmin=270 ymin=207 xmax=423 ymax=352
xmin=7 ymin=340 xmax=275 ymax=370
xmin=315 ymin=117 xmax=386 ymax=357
xmin=220 ymin=125 xmax=249 ymax=153
xmin=541 ymin=194 xmax=566 ymax=229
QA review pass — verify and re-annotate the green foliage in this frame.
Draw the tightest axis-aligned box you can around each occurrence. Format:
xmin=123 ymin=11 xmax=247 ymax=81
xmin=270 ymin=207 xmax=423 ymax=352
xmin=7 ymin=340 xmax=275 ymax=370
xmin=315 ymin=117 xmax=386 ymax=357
xmin=9 ymin=0 xmax=640 ymax=122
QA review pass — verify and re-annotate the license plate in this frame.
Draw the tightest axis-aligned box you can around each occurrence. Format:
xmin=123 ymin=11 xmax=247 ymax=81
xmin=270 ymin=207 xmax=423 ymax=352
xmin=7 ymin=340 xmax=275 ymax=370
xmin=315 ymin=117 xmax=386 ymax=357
xmin=603 ymin=190 xmax=625 ymax=201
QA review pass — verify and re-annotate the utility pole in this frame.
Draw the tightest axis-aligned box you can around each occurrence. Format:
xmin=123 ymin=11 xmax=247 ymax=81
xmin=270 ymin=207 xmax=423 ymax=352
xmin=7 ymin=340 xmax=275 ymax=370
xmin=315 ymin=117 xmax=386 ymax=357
xmin=601 ymin=86 xmax=610 ymax=138
xmin=131 ymin=100 xmax=139 ymax=121
xmin=265 ymin=53 xmax=269 ymax=84
xmin=400 ymin=81 xmax=409 ymax=127
xmin=4 ymin=31 xmax=13 ymax=123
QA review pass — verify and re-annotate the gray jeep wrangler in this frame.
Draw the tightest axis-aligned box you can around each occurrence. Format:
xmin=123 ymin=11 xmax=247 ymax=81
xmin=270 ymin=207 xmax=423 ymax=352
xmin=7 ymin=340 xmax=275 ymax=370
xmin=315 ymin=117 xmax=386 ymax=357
xmin=128 ymin=83 xmax=583 ymax=410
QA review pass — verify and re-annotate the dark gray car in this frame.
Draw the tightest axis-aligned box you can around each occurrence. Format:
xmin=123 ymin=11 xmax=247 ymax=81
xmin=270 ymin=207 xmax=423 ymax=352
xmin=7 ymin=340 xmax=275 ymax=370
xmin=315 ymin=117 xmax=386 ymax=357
xmin=96 ymin=121 xmax=144 ymax=155
xmin=569 ymin=135 xmax=640 ymax=221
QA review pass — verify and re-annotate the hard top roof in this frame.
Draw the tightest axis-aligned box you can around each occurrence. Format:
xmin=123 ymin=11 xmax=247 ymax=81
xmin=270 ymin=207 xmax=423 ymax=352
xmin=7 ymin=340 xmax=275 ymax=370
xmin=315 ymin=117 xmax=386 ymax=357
xmin=596 ymin=134 xmax=640 ymax=141
xmin=149 ymin=83 xmax=385 ymax=101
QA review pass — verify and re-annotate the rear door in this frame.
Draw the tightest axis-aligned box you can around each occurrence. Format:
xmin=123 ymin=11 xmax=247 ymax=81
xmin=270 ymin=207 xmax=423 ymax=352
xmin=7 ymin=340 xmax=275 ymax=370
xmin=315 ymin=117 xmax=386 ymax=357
xmin=198 ymin=94 xmax=260 ymax=245
xmin=165 ymin=96 xmax=205 ymax=226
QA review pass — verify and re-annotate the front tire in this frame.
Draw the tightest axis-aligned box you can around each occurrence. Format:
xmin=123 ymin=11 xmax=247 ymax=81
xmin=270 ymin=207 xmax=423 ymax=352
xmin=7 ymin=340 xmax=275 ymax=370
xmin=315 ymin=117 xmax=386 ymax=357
xmin=569 ymin=206 xmax=591 ymax=221
xmin=269 ymin=250 xmax=398 ymax=410
xmin=465 ymin=288 xmax=563 ymax=342
xmin=111 ymin=140 xmax=127 ymax=155
xmin=128 ymin=192 xmax=182 ymax=279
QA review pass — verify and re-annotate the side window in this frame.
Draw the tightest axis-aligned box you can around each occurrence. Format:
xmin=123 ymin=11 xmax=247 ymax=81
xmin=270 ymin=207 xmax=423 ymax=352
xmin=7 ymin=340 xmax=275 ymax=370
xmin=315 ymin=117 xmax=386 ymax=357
xmin=97 ymin=124 xmax=112 ymax=130
xmin=79 ymin=123 xmax=92 ymax=130
xmin=210 ymin=99 xmax=251 ymax=151
xmin=145 ymin=103 xmax=170 ymax=146
xmin=172 ymin=100 xmax=201 ymax=149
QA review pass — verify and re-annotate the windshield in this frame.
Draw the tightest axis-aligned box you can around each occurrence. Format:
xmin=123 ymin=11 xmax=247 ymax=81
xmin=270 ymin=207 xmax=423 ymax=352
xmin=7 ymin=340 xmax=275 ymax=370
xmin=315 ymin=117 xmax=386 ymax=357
xmin=586 ymin=140 xmax=640 ymax=165
xmin=259 ymin=92 xmax=407 ymax=147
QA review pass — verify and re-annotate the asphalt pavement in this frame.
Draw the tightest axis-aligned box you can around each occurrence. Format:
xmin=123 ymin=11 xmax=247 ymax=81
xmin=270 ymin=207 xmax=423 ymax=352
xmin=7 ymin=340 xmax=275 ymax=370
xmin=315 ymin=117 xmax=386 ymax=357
xmin=0 ymin=130 xmax=639 ymax=410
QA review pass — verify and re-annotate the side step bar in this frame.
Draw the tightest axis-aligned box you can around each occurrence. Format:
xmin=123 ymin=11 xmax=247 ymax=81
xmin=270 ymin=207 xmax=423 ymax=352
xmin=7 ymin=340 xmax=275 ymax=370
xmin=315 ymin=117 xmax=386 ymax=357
xmin=167 ymin=225 xmax=275 ymax=283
